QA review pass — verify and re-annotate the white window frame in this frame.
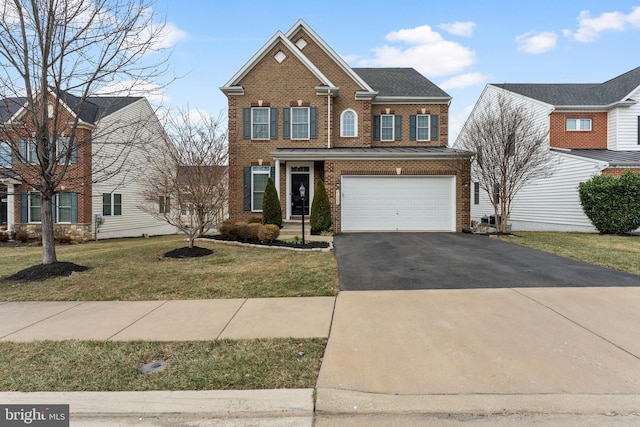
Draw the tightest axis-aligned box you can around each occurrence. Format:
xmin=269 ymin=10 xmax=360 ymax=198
xmin=56 ymin=192 xmax=72 ymax=223
xmin=566 ymin=118 xmax=592 ymax=131
xmin=416 ymin=114 xmax=431 ymax=141
xmin=28 ymin=192 xmax=41 ymax=223
xmin=291 ymin=107 xmax=310 ymax=140
xmin=340 ymin=109 xmax=358 ymax=137
xmin=0 ymin=141 xmax=11 ymax=167
xmin=159 ymin=195 xmax=170 ymax=214
xmin=381 ymin=114 xmax=395 ymax=141
xmin=251 ymin=166 xmax=271 ymax=212
xmin=251 ymin=107 xmax=270 ymax=140
xmin=102 ymin=193 xmax=122 ymax=216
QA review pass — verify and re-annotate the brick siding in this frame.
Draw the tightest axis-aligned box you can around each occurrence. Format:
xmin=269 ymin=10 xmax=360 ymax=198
xmin=549 ymin=112 xmax=607 ymax=149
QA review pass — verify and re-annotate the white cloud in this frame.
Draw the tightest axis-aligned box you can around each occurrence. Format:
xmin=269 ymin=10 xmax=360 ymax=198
xmin=96 ymin=80 xmax=169 ymax=104
xmin=563 ymin=6 xmax=640 ymax=42
xmin=438 ymin=22 xmax=476 ymax=37
xmin=353 ymin=25 xmax=476 ymax=77
xmin=439 ymin=72 xmax=487 ymax=90
xmin=516 ymin=31 xmax=558 ymax=54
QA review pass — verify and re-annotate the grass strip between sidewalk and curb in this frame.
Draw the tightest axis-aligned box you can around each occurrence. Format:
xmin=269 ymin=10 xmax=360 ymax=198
xmin=0 ymin=338 xmax=326 ymax=392
xmin=0 ymin=235 xmax=338 ymax=301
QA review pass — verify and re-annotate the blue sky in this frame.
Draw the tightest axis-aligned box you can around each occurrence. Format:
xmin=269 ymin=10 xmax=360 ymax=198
xmin=149 ymin=0 xmax=640 ymax=142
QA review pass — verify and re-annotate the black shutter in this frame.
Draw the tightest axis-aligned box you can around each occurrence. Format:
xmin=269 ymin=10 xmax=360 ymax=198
xmin=243 ymin=167 xmax=251 ymax=211
xmin=20 ymin=193 xmax=27 ymax=223
xmin=431 ymin=114 xmax=439 ymax=141
xmin=19 ymin=139 xmax=27 ymax=163
xmin=243 ymin=108 xmax=251 ymax=139
xmin=270 ymin=166 xmax=276 ymax=181
xmin=394 ymin=115 xmax=402 ymax=141
xmin=283 ymin=108 xmax=290 ymax=139
xmin=310 ymin=107 xmax=318 ymax=139
xmin=637 ymin=116 xmax=640 ymax=145
xmin=373 ymin=115 xmax=380 ymax=141
xmin=409 ymin=115 xmax=416 ymax=141
xmin=71 ymin=193 xmax=78 ymax=223
xmin=270 ymin=108 xmax=278 ymax=139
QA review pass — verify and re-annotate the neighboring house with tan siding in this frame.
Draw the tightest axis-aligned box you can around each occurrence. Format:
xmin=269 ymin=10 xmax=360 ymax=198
xmin=221 ymin=20 xmax=472 ymax=232
xmin=0 ymin=92 xmax=175 ymax=239
xmin=455 ymin=67 xmax=640 ymax=232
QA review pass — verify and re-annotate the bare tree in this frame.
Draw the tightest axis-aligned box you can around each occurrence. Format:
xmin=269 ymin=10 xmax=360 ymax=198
xmin=139 ymin=109 xmax=228 ymax=249
xmin=0 ymin=0 xmax=172 ymax=264
xmin=457 ymin=92 xmax=555 ymax=233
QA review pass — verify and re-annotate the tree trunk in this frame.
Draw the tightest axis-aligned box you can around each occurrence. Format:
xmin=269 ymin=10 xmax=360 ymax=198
xmin=40 ymin=194 xmax=58 ymax=265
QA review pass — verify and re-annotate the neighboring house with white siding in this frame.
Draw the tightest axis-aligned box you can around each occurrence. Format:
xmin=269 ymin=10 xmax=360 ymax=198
xmin=0 ymin=91 xmax=175 ymax=239
xmin=455 ymin=67 xmax=640 ymax=232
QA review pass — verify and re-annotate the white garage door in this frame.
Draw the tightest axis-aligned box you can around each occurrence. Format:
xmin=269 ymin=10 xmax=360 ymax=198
xmin=341 ymin=176 xmax=455 ymax=231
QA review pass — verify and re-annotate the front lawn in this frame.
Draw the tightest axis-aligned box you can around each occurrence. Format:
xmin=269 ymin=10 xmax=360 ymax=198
xmin=503 ymin=232 xmax=640 ymax=276
xmin=0 ymin=235 xmax=338 ymax=301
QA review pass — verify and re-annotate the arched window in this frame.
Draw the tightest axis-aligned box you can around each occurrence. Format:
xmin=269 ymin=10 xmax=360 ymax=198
xmin=340 ymin=109 xmax=357 ymax=137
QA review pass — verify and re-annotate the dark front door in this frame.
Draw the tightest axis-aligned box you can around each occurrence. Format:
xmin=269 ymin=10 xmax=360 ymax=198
xmin=291 ymin=173 xmax=310 ymax=216
xmin=0 ymin=186 xmax=7 ymax=227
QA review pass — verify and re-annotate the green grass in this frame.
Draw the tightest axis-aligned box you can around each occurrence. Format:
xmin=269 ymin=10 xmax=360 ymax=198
xmin=0 ymin=339 xmax=326 ymax=391
xmin=503 ymin=232 xmax=640 ymax=276
xmin=0 ymin=235 xmax=338 ymax=301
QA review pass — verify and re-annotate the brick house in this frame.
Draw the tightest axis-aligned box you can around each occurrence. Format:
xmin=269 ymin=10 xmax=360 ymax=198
xmin=455 ymin=67 xmax=640 ymax=231
xmin=0 ymin=91 xmax=175 ymax=239
xmin=221 ymin=20 xmax=472 ymax=232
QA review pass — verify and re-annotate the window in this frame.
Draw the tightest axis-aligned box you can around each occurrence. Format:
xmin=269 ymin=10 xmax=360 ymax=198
xmin=19 ymin=138 xmax=37 ymax=163
xmin=57 ymin=192 xmax=72 ymax=223
xmin=251 ymin=107 xmax=270 ymax=140
xmin=291 ymin=107 xmax=310 ymax=139
xmin=566 ymin=118 xmax=592 ymax=131
xmin=0 ymin=142 xmax=11 ymax=167
xmin=381 ymin=115 xmax=395 ymax=141
xmin=57 ymin=137 xmax=78 ymax=164
xmin=340 ymin=110 xmax=357 ymax=137
xmin=159 ymin=196 xmax=170 ymax=214
xmin=251 ymin=166 xmax=270 ymax=211
xmin=474 ymin=183 xmax=480 ymax=205
xmin=416 ymin=115 xmax=430 ymax=141
xmin=29 ymin=193 xmax=41 ymax=222
xmin=103 ymin=193 xmax=122 ymax=216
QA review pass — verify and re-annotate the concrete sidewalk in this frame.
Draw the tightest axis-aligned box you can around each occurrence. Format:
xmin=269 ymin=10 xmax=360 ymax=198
xmin=0 ymin=297 xmax=335 ymax=341
xmin=316 ymin=287 xmax=640 ymax=418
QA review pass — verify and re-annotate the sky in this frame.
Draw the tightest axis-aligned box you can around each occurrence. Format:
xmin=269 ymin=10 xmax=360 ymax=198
xmin=147 ymin=0 xmax=640 ymax=143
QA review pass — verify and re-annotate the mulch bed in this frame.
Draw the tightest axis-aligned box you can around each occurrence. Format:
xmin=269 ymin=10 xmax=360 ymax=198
xmin=203 ymin=235 xmax=330 ymax=250
xmin=2 ymin=262 xmax=89 ymax=283
xmin=163 ymin=246 xmax=213 ymax=258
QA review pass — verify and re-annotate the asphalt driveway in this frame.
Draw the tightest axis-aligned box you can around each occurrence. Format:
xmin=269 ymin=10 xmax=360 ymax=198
xmin=334 ymin=233 xmax=640 ymax=290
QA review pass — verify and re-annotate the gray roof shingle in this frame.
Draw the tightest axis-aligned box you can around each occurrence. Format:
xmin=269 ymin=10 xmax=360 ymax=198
xmin=493 ymin=66 xmax=640 ymax=106
xmin=353 ymin=68 xmax=450 ymax=98
xmin=553 ymin=148 xmax=640 ymax=166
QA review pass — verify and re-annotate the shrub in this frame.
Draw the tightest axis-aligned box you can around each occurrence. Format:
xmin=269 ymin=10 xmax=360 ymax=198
xmin=0 ymin=233 xmax=8 ymax=242
xmin=262 ymin=177 xmax=282 ymax=227
xmin=310 ymin=179 xmax=331 ymax=234
xmin=16 ymin=232 xmax=29 ymax=243
xmin=247 ymin=223 xmax=261 ymax=241
xmin=55 ymin=235 xmax=72 ymax=245
xmin=218 ymin=219 xmax=238 ymax=240
xmin=235 ymin=221 xmax=251 ymax=241
xmin=579 ymin=171 xmax=640 ymax=234
xmin=248 ymin=216 xmax=263 ymax=224
xmin=258 ymin=224 xmax=280 ymax=243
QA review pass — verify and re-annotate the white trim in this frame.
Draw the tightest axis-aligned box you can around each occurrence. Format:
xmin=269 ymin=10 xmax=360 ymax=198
xmin=251 ymin=107 xmax=270 ymax=140
xmin=290 ymin=107 xmax=310 ymax=140
xmin=416 ymin=114 xmax=431 ymax=141
xmin=380 ymin=114 xmax=394 ymax=141
xmin=340 ymin=109 xmax=358 ymax=137
xmin=285 ymin=161 xmax=314 ymax=219
xmin=250 ymin=165 xmax=271 ymax=212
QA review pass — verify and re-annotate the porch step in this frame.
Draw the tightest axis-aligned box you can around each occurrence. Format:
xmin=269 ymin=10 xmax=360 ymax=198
xmin=279 ymin=220 xmax=333 ymax=243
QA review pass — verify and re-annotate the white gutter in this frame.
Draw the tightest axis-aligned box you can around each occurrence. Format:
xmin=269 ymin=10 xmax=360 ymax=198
xmin=327 ymin=93 xmax=331 ymax=148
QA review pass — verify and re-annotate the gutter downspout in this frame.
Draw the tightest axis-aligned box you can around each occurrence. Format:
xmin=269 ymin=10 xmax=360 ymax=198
xmin=327 ymin=93 xmax=331 ymax=148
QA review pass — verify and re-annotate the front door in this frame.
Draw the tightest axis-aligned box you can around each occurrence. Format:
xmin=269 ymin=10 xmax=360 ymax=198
xmin=291 ymin=173 xmax=310 ymax=216
xmin=0 ymin=185 xmax=7 ymax=228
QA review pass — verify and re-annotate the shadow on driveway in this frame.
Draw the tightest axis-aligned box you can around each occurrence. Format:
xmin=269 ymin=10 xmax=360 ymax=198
xmin=334 ymin=233 xmax=640 ymax=291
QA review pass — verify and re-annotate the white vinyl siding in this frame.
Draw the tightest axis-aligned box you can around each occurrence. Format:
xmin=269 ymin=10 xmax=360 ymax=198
xmin=608 ymin=87 xmax=640 ymax=151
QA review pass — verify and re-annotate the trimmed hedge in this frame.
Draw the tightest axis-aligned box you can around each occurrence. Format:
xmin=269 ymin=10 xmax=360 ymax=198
xmin=262 ymin=177 xmax=282 ymax=227
xmin=578 ymin=171 xmax=640 ymax=234
xmin=217 ymin=219 xmax=280 ymax=243
xmin=310 ymin=179 xmax=331 ymax=234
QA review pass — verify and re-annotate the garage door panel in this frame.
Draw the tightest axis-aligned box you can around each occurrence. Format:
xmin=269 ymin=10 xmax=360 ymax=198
xmin=342 ymin=176 xmax=455 ymax=232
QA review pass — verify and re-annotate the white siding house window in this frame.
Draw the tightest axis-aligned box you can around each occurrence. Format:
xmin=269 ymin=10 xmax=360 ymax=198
xmin=251 ymin=166 xmax=271 ymax=211
xmin=340 ymin=109 xmax=357 ymax=137
xmin=416 ymin=115 xmax=430 ymax=141
xmin=291 ymin=107 xmax=310 ymax=140
xmin=103 ymin=193 xmax=122 ymax=216
xmin=29 ymin=193 xmax=41 ymax=222
xmin=381 ymin=115 xmax=394 ymax=141
xmin=251 ymin=107 xmax=270 ymax=140
xmin=159 ymin=196 xmax=170 ymax=214
xmin=566 ymin=118 xmax=592 ymax=131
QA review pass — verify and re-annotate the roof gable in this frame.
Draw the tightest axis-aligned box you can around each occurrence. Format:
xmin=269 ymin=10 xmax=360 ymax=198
xmin=221 ymin=29 xmax=335 ymax=93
